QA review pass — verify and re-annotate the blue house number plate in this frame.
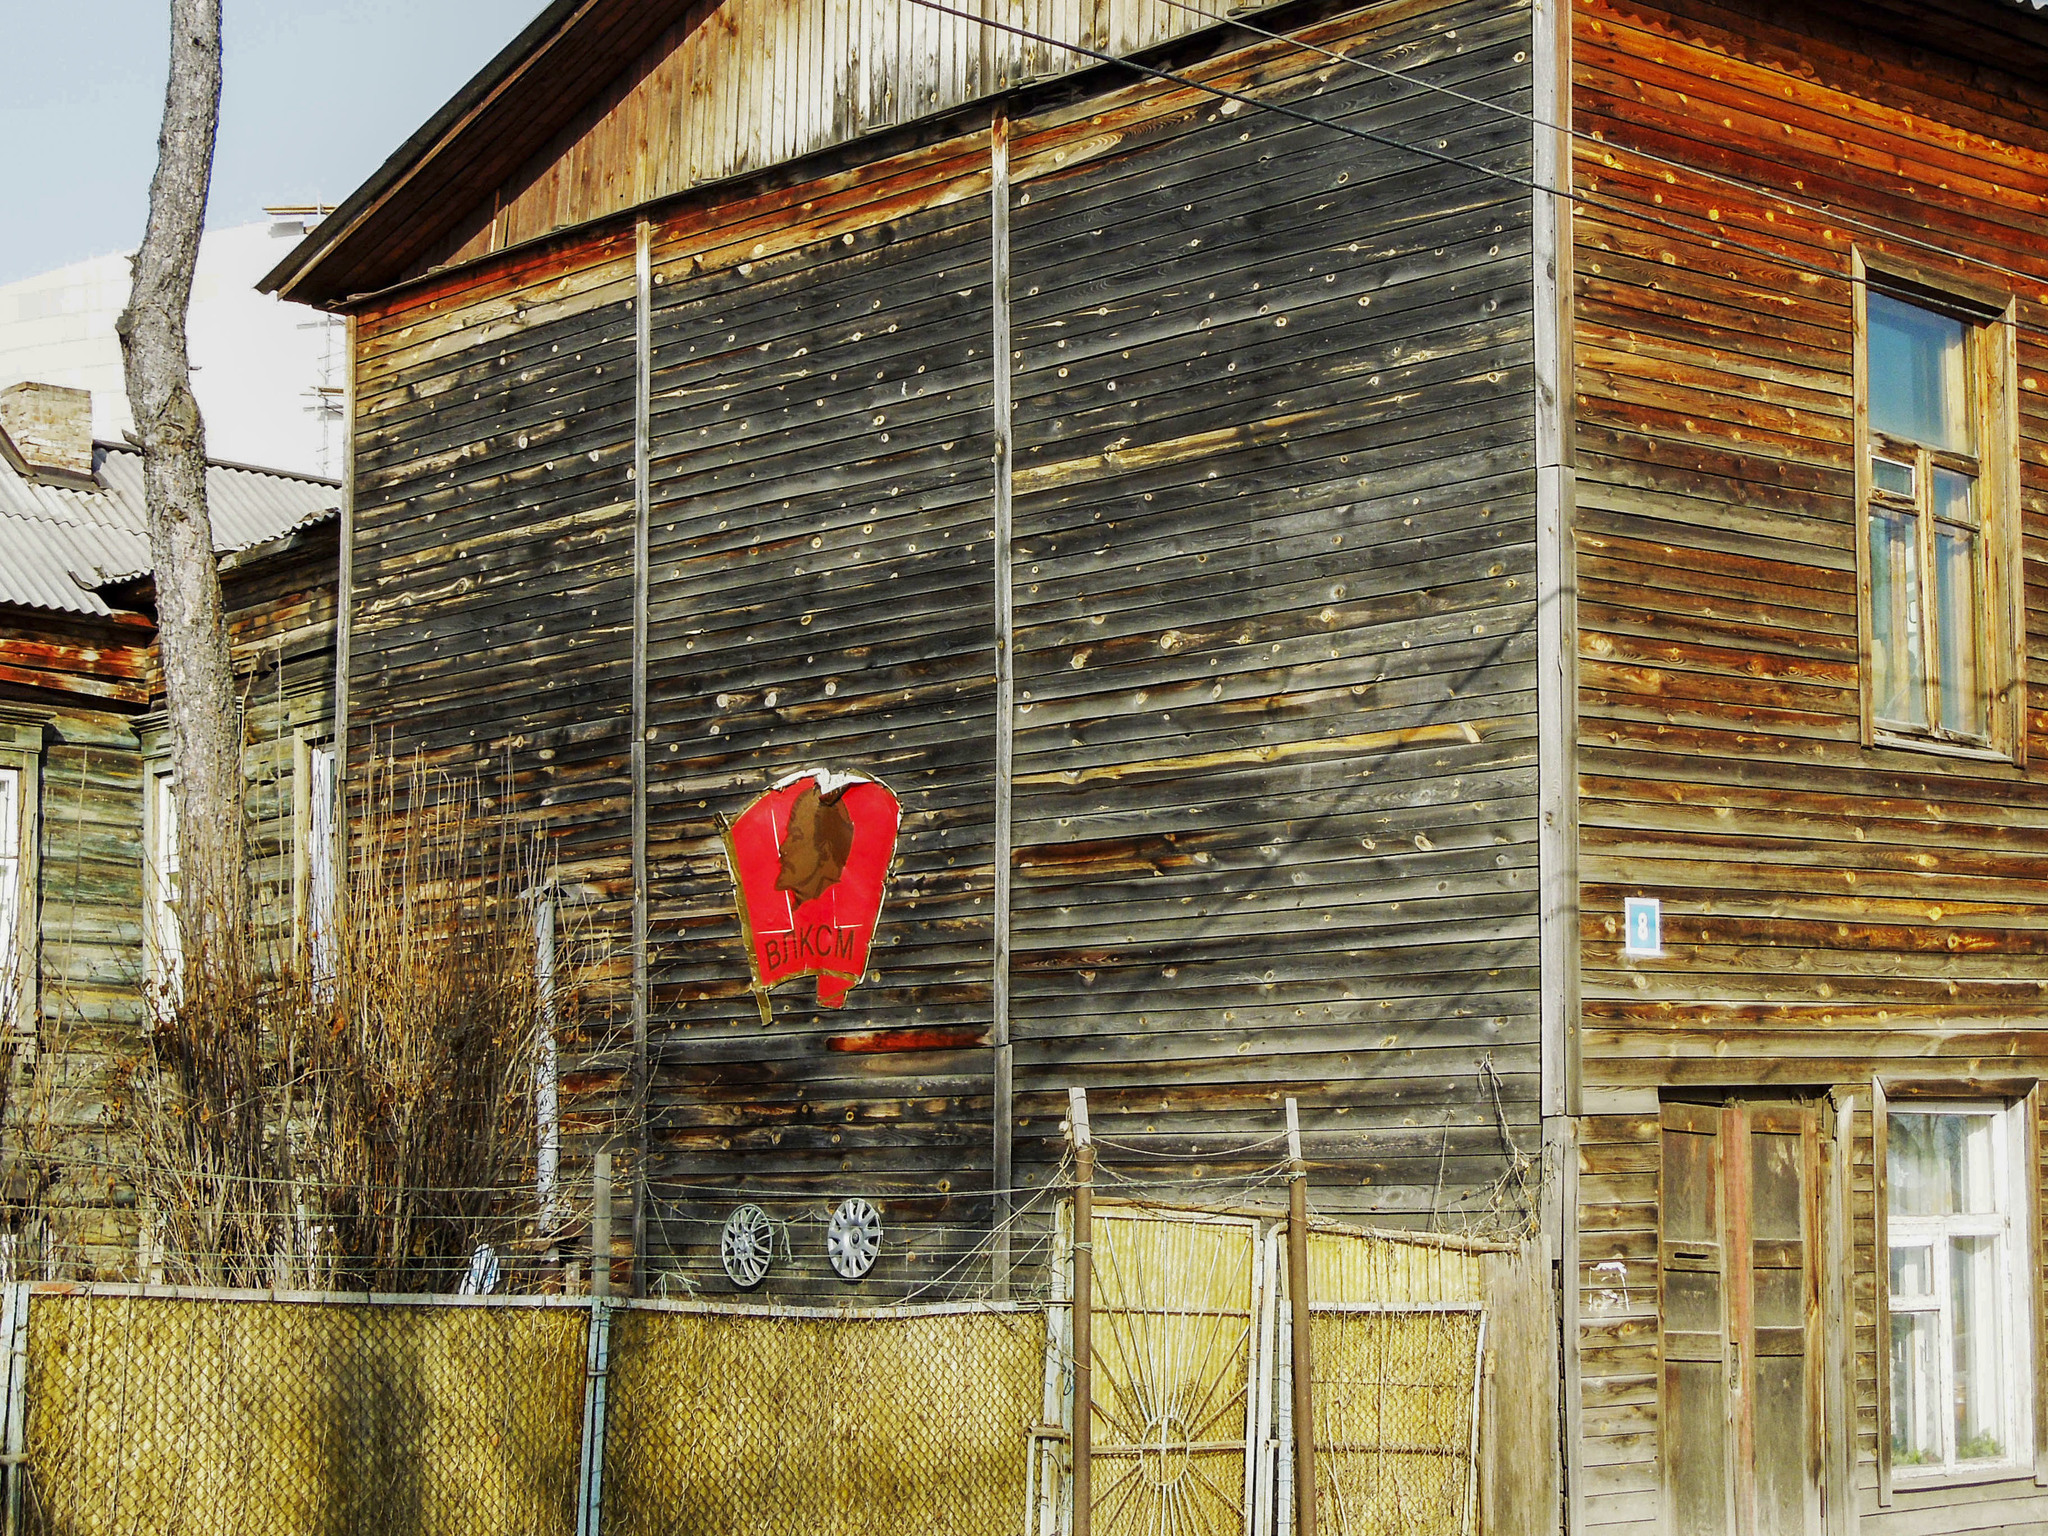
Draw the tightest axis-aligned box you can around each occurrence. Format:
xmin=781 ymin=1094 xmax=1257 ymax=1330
xmin=1623 ymin=897 xmax=1661 ymax=958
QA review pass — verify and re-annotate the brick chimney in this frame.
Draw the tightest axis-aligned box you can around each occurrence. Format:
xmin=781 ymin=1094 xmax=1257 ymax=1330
xmin=0 ymin=382 xmax=96 ymax=486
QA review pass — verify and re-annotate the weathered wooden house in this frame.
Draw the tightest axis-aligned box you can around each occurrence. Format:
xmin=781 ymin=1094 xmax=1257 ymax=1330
xmin=0 ymin=380 xmax=340 ymax=1274
xmin=262 ymin=0 xmax=2048 ymax=1527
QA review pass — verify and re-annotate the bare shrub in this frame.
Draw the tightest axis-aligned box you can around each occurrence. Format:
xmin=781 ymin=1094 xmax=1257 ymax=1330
xmin=132 ymin=756 xmax=599 ymax=1293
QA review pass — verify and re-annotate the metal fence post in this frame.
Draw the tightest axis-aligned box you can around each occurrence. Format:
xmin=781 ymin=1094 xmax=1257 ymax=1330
xmin=576 ymin=1156 xmax=615 ymax=1536
xmin=3 ymin=1282 xmax=29 ymax=1536
xmin=1286 ymin=1099 xmax=1316 ymax=1536
xmin=1068 ymin=1088 xmax=1093 ymax=1536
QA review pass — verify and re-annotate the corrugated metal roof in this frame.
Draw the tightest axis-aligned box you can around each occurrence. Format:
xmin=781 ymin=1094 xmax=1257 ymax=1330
xmin=0 ymin=443 xmax=339 ymax=616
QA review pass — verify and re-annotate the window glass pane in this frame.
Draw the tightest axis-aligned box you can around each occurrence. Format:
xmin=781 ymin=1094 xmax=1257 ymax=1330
xmin=1934 ymin=467 xmax=1978 ymax=529
xmin=1869 ymin=291 xmax=1972 ymax=452
xmin=1951 ymin=1234 xmax=2007 ymax=1461
xmin=1889 ymin=1243 xmax=1935 ymax=1300
xmin=1935 ymin=521 xmax=1983 ymax=738
xmin=1868 ymin=505 xmax=1925 ymax=726
xmin=1890 ymin=1309 xmax=1944 ymax=1467
xmin=1872 ymin=456 xmax=1915 ymax=497
xmin=1888 ymin=1112 xmax=1998 ymax=1216
xmin=308 ymin=745 xmax=337 ymax=992
xmin=0 ymin=769 xmax=17 ymax=1020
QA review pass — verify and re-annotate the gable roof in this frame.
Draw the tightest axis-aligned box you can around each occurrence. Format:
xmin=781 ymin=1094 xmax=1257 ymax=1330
xmin=260 ymin=0 xmax=700 ymax=309
xmin=268 ymin=0 xmax=2048 ymax=311
xmin=0 ymin=443 xmax=339 ymax=617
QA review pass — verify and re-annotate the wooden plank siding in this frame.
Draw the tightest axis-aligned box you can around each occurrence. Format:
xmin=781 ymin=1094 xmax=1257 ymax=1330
xmin=640 ymin=138 xmax=1004 ymax=1298
xmin=617 ymin=0 xmax=1541 ymax=1297
xmin=422 ymin=0 xmax=1239 ymax=283
xmin=334 ymin=0 xmax=1545 ymax=1297
xmin=1568 ymin=0 xmax=2048 ymax=1527
xmin=0 ymin=528 xmax=340 ymax=1285
xmin=31 ymin=712 xmax=149 ymax=1279
xmin=346 ymin=239 xmax=643 ymax=1214
xmin=1002 ymin=0 xmax=1542 ymax=1212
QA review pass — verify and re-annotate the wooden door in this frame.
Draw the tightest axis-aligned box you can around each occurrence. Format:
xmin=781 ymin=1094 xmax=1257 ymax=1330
xmin=1660 ymin=1099 xmax=1823 ymax=1536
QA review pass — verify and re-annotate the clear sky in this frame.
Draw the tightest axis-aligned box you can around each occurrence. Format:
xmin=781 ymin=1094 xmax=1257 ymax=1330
xmin=0 ymin=0 xmax=542 ymax=286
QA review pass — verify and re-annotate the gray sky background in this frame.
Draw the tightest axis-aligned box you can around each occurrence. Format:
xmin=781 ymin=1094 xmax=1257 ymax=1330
xmin=1 ymin=0 xmax=541 ymax=286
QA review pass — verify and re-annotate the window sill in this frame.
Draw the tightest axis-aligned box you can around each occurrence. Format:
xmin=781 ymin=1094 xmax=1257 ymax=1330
xmin=1890 ymin=1463 xmax=2037 ymax=1493
xmin=1871 ymin=729 xmax=2014 ymax=765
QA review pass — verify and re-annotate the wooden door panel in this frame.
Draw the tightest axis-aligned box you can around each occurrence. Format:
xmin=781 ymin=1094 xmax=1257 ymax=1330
xmin=1660 ymin=1098 xmax=1823 ymax=1536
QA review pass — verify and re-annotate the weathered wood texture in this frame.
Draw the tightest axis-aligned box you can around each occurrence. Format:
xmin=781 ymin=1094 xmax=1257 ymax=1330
xmin=1004 ymin=0 xmax=1540 ymax=1219
xmin=1569 ymin=0 xmax=2048 ymax=1526
xmin=424 ymin=0 xmax=1233 ymax=283
xmin=640 ymin=134 xmax=1003 ymax=1299
xmin=614 ymin=0 xmax=1539 ymax=1300
xmin=224 ymin=534 xmax=342 ymax=951
xmin=9 ymin=529 xmax=342 ymax=1285
xmin=346 ymin=236 xmax=643 ymax=1197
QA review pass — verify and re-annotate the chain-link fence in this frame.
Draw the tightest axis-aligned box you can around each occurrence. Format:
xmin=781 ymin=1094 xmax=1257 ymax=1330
xmin=1308 ymin=1306 xmax=1484 ymax=1536
xmin=23 ymin=1292 xmax=589 ymax=1536
xmin=1305 ymin=1228 xmax=1487 ymax=1536
xmin=6 ymin=1221 xmax=1545 ymax=1536
xmin=602 ymin=1302 xmax=1048 ymax=1536
xmin=7 ymin=1288 xmax=1051 ymax=1536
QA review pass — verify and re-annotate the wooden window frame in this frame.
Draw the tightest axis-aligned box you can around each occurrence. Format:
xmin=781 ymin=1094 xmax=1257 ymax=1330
xmin=290 ymin=731 xmax=339 ymax=966
xmin=1851 ymin=249 xmax=2025 ymax=763
xmin=0 ymin=734 xmax=41 ymax=1042
xmin=1872 ymin=1077 xmax=2047 ymax=1506
xmin=142 ymin=752 xmax=180 ymax=1007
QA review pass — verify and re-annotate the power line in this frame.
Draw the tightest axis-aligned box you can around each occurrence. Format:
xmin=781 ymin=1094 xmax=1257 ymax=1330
xmin=903 ymin=0 xmax=2048 ymax=341
xmin=1145 ymin=0 xmax=2048 ymax=292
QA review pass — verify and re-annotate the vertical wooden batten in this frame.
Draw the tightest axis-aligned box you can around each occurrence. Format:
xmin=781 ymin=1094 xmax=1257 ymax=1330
xmin=1069 ymin=1087 xmax=1094 ymax=1536
xmin=2028 ymin=1082 xmax=2047 ymax=1488
xmin=1532 ymin=0 xmax=1578 ymax=1126
xmin=1532 ymin=4 xmax=1582 ymax=1533
xmin=631 ymin=218 xmax=654 ymax=1298
xmin=1872 ymin=1078 xmax=1892 ymax=1507
xmin=334 ymin=313 xmax=356 ymax=806
xmin=989 ymin=111 xmax=1016 ymax=1299
xmin=1821 ymin=1090 xmax=1857 ymax=1536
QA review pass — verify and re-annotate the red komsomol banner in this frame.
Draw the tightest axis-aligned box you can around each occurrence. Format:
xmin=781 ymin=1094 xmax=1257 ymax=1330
xmin=722 ymin=768 xmax=901 ymax=1018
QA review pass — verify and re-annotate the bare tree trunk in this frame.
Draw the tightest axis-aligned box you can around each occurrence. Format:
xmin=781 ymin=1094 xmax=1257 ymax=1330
xmin=119 ymin=0 xmax=246 ymax=954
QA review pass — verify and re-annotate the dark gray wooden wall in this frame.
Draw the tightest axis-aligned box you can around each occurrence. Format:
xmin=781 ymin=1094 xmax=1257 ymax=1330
xmin=644 ymin=183 xmax=1003 ymax=1291
xmin=348 ymin=236 xmax=645 ymax=1227
xmin=346 ymin=0 xmax=1539 ymax=1300
xmin=1004 ymin=0 xmax=1539 ymax=1216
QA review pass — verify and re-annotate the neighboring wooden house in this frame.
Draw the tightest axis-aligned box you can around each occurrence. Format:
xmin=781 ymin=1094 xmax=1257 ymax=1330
xmin=264 ymin=0 xmax=2048 ymax=1528
xmin=0 ymin=381 xmax=339 ymax=1276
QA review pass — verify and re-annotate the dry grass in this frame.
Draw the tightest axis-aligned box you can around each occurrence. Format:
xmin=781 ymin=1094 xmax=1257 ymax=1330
xmin=129 ymin=756 xmax=600 ymax=1293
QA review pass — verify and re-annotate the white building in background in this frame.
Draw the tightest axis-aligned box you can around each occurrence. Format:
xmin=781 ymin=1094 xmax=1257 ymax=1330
xmin=0 ymin=213 xmax=341 ymax=477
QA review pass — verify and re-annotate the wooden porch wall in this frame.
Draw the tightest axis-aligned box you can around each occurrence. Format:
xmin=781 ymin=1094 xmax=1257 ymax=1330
xmin=0 ymin=539 xmax=339 ymax=1283
xmin=227 ymin=539 xmax=342 ymax=952
xmin=1568 ymin=0 xmax=2048 ymax=1528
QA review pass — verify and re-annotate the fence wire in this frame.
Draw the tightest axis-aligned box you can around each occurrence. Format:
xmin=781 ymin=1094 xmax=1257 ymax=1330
xmin=23 ymin=1294 xmax=589 ymax=1536
xmin=600 ymin=1304 xmax=1047 ymax=1536
xmin=1306 ymin=1229 xmax=1488 ymax=1536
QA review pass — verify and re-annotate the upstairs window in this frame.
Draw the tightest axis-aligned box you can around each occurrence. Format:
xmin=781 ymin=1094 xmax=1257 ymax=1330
xmin=1855 ymin=258 xmax=2022 ymax=758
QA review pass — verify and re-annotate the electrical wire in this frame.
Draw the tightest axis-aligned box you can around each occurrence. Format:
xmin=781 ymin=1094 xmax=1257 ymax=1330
xmin=1143 ymin=0 xmax=2048 ymax=292
xmin=902 ymin=0 xmax=2048 ymax=341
